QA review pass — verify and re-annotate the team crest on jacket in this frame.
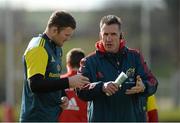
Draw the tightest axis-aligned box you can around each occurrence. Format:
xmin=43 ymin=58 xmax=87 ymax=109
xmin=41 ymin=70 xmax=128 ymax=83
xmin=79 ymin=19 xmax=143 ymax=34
xmin=126 ymin=68 xmax=135 ymax=78
xmin=126 ymin=68 xmax=135 ymax=82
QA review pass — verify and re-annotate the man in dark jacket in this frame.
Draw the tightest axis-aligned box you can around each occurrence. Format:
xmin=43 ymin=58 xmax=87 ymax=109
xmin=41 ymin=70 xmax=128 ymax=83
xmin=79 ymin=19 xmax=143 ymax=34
xmin=77 ymin=15 xmax=158 ymax=122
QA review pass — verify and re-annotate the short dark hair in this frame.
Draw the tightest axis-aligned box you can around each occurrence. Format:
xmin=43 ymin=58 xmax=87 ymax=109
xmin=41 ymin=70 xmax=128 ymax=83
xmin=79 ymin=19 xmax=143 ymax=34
xmin=47 ymin=10 xmax=76 ymax=30
xmin=66 ymin=48 xmax=85 ymax=68
xmin=100 ymin=15 xmax=122 ymax=31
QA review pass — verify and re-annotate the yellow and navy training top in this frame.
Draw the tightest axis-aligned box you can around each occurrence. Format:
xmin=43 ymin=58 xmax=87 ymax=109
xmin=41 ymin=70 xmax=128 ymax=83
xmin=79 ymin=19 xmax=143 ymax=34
xmin=20 ymin=34 xmax=66 ymax=121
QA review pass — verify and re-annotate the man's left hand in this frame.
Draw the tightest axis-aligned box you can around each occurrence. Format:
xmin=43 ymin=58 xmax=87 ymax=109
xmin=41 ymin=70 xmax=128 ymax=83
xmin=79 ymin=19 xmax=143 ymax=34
xmin=125 ymin=75 xmax=145 ymax=95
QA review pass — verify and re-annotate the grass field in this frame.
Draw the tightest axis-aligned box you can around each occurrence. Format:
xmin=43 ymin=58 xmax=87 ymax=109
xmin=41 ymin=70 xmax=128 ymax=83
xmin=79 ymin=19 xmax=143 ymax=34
xmin=0 ymin=104 xmax=180 ymax=122
xmin=159 ymin=108 xmax=180 ymax=122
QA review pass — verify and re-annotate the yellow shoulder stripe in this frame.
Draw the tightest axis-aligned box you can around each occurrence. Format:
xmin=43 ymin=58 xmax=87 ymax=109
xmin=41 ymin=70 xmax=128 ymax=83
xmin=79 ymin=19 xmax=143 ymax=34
xmin=39 ymin=38 xmax=45 ymax=47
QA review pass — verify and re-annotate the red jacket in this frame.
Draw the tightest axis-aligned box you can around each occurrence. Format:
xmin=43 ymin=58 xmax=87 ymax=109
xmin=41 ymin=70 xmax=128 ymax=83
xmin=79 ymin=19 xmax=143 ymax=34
xmin=59 ymin=70 xmax=88 ymax=122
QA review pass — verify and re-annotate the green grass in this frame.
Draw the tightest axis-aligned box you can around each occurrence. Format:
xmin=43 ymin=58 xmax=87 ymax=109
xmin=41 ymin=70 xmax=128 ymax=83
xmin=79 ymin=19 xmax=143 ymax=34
xmin=159 ymin=108 xmax=180 ymax=122
xmin=0 ymin=104 xmax=180 ymax=122
xmin=0 ymin=104 xmax=3 ymax=121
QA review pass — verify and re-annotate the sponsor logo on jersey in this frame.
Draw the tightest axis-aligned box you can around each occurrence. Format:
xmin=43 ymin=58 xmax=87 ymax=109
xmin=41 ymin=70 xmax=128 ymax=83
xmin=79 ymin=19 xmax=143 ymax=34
xmin=51 ymin=56 xmax=55 ymax=62
xmin=49 ymin=72 xmax=60 ymax=78
xmin=66 ymin=97 xmax=79 ymax=111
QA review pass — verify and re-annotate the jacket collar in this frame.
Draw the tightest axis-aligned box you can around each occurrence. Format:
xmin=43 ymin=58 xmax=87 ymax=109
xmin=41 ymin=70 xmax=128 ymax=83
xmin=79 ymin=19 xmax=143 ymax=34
xmin=95 ymin=39 xmax=126 ymax=53
xmin=95 ymin=39 xmax=126 ymax=57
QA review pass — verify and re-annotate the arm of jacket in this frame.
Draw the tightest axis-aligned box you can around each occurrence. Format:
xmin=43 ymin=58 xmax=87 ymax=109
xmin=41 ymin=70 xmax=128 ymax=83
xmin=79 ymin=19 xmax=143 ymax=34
xmin=77 ymin=82 xmax=105 ymax=101
xmin=77 ymin=57 xmax=106 ymax=101
xmin=135 ymin=51 xmax=158 ymax=96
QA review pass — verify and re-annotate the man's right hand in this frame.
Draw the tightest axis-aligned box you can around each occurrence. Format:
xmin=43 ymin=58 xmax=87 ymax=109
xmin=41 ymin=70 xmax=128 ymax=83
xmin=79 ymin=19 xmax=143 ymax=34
xmin=68 ymin=74 xmax=90 ymax=89
xmin=102 ymin=81 xmax=119 ymax=96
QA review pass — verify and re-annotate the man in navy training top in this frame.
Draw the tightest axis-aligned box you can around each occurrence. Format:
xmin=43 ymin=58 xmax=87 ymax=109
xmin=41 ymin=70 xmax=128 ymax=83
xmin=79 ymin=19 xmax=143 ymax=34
xmin=19 ymin=10 xmax=90 ymax=122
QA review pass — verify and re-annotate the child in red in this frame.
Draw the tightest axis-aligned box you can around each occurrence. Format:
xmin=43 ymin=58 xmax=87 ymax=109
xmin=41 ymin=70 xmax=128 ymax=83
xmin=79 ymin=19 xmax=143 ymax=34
xmin=59 ymin=48 xmax=88 ymax=122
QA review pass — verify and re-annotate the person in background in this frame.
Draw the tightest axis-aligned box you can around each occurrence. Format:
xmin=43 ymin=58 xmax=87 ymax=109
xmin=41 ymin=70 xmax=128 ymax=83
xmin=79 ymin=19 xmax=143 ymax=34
xmin=19 ymin=10 xmax=89 ymax=122
xmin=59 ymin=48 xmax=88 ymax=122
xmin=147 ymin=95 xmax=158 ymax=122
xmin=77 ymin=14 xmax=158 ymax=122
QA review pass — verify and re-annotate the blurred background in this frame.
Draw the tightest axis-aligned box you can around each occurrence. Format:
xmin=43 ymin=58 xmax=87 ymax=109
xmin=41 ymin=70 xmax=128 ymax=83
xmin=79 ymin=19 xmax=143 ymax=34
xmin=0 ymin=0 xmax=179 ymax=121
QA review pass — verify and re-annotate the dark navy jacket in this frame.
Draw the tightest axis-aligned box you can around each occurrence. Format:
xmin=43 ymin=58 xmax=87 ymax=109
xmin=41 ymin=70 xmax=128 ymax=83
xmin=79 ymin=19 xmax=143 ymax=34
xmin=78 ymin=40 xmax=158 ymax=122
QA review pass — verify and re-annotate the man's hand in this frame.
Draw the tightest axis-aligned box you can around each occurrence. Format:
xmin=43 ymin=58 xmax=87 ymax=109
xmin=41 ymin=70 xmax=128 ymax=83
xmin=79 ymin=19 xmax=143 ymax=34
xmin=68 ymin=74 xmax=90 ymax=89
xmin=60 ymin=96 xmax=69 ymax=110
xmin=102 ymin=81 xmax=119 ymax=96
xmin=125 ymin=75 xmax=145 ymax=95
